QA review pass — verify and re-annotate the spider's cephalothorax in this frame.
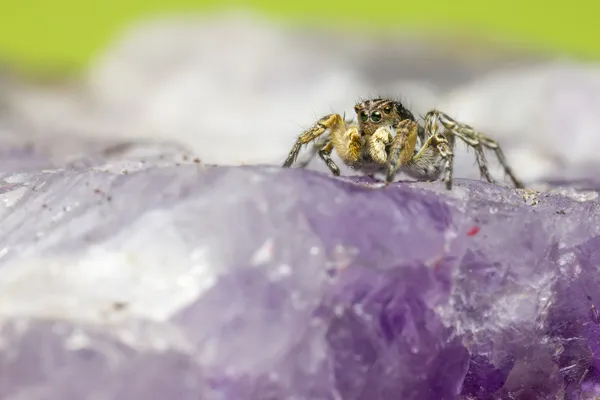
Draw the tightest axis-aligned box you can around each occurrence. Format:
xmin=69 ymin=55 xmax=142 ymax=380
xmin=354 ymin=98 xmax=415 ymax=136
xmin=282 ymin=97 xmax=523 ymax=190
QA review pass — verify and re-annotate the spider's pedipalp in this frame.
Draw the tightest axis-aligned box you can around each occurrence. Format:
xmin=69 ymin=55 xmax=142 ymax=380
xmin=423 ymin=110 xmax=523 ymax=189
xmin=369 ymin=126 xmax=394 ymax=165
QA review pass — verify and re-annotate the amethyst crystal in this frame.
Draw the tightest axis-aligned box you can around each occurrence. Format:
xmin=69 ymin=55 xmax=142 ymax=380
xmin=2 ymin=159 xmax=600 ymax=399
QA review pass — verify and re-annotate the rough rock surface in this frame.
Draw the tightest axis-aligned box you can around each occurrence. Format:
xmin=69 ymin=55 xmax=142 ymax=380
xmin=1 ymin=141 xmax=600 ymax=399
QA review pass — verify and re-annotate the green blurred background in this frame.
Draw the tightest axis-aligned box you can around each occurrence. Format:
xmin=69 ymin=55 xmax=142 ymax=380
xmin=0 ymin=0 xmax=594 ymax=72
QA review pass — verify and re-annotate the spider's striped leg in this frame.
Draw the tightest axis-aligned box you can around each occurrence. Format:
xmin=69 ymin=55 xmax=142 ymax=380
xmin=436 ymin=138 xmax=454 ymax=190
xmin=283 ymin=113 xmax=345 ymax=168
xmin=423 ymin=110 xmax=524 ymax=188
xmin=385 ymin=119 xmax=420 ymax=183
xmin=423 ymin=110 xmax=493 ymax=184
xmin=294 ymin=134 xmax=330 ymax=169
xmin=408 ymin=132 xmax=455 ymax=189
xmin=478 ymin=136 xmax=524 ymax=188
xmin=317 ymin=140 xmax=341 ymax=176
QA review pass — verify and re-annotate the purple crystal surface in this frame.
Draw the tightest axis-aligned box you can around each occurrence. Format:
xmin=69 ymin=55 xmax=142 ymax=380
xmin=2 ymin=159 xmax=600 ymax=399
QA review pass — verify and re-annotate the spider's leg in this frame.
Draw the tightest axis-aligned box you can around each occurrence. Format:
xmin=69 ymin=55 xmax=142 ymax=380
xmin=478 ymin=136 xmax=524 ymax=189
xmin=386 ymin=119 xmax=419 ymax=183
xmin=436 ymin=136 xmax=455 ymax=190
xmin=330 ymin=122 xmax=361 ymax=165
xmin=408 ymin=132 xmax=455 ymax=189
xmin=424 ymin=110 xmax=495 ymax=184
xmin=295 ymin=134 xmax=330 ymax=169
xmin=283 ymin=114 xmax=344 ymax=168
xmin=317 ymin=140 xmax=341 ymax=176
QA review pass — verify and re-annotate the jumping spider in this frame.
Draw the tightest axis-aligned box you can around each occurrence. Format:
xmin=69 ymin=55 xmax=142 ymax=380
xmin=282 ymin=98 xmax=523 ymax=190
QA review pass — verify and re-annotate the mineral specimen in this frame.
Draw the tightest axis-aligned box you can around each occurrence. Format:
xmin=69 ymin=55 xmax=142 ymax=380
xmin=3 ymin=11 xmax=600 ymax=400
xmin=1 ymin=149 xmax=600 ymax=399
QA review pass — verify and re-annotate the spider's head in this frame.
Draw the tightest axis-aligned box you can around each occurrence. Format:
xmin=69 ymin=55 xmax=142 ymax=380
xmin=354 ymin=98 xmax=415 ymax=136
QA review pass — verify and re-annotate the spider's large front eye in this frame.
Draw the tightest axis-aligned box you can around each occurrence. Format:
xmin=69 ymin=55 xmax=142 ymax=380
xmin=370 ymin=111 xmax=382 ymax=122
xmin=360 ymin=111 xmax=368 ymax=122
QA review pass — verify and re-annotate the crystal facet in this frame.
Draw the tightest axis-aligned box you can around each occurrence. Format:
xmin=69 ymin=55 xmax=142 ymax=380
xmin=2 ymin=159 xmax=600 ymax=399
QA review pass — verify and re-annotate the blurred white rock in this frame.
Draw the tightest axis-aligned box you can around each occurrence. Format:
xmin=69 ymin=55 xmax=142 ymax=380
xmin=4 ymin=11 xmax=600 ymax=184
xmin=1 ymin=12 xmax=441 ymax=175
xmin=440 ymin=61 xmax=600 ymax=182
xmin=84 ymin=14 xmax=361 ymax=164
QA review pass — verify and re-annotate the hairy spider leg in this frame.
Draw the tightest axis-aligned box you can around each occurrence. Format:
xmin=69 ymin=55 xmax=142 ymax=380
xmin=292 ymin=113 xmax=356 ymax=170
xmin=317 ymin=140 xmax=340 ymax=175
xmin=386 ymin=119 xmax=420 ymax=182
xmin=294 ymin=134 xmax=329 ymax=169
xmin=406 ymin=132 xmax=455 ymax=189
xmin=479 ymin=135 xmax=524 ymax=189
xmin=436 ymin=137 xmax=454 ymax=190
xmin=282 ymin=114 xmax=361 ymax=173
xmin=425 ymin=110 xmax=492 ymax=184
xmin=424 ymin=110 xmax=524 ymax=189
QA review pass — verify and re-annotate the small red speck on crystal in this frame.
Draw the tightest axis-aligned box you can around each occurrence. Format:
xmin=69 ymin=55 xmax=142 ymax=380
xmin=467 ymin=226 xmax=480 ymax=236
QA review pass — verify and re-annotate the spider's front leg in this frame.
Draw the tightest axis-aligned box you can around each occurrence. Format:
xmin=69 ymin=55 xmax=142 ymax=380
xmin=283 ymin=113 xmax=361 ymax=176
xmin=283 ymin=114 xmax=338 ymax=168
xmin=385 ymin=119 xmax=420 ymax=183
xmin=282 ymin=114 xmax=343 ymax=175
xmin=423 ymin=110 xmax=524 ymax=188
xmin=316 ymin=140 xmax=341 ymax=175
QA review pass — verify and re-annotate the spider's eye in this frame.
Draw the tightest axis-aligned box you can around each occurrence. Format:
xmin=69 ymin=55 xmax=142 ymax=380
xmin=383 ymin=106 xmax=392 ymax=114
xmin=360 ymin=111 xmax=368 ymax=122
xmin=370 ymin=111 xmax=382 ymax=122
